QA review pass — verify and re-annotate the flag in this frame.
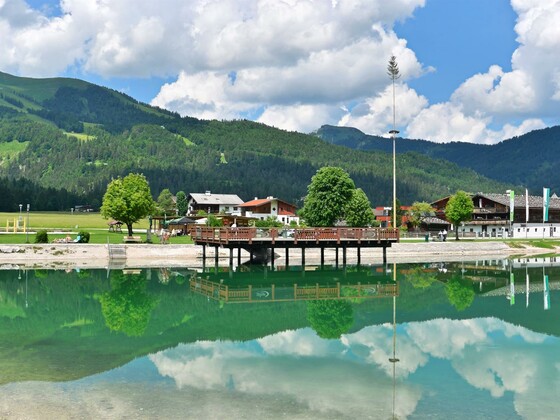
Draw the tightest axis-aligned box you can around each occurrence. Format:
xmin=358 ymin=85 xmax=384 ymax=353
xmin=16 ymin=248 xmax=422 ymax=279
xmin=543 ymin=187 xmax=550 ymax=222
xmin=509 ymin=190 xmax=515 ymax=222
xmin=525 ymin=188 xmax=529 ymax=223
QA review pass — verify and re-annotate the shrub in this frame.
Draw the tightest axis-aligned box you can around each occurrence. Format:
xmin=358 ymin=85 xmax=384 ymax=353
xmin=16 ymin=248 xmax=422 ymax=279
xmin=35 ymin=230 xmax=49 ymax=243
xmin=77 ymin=231 xmax=90 ymax=243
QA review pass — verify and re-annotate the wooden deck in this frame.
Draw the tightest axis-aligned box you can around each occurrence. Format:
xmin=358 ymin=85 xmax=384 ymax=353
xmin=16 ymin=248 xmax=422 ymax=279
xmin=191 ymin=227 xmax=399 ymax=248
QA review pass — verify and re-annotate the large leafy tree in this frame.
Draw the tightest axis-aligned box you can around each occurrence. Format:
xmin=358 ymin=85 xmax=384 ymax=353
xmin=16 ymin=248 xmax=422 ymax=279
xmin=445 ymin=190 xmax=474 ymax=240
xmin=176 ymin=190 xmax=188 ymax=216
xmin=345 ymin=188 xmax=374 ymax=227
xmin=407 ymin=201 xmax=435 ymax=231
xmin=101 ymin=173 xmax=156 ymax=236
xmin=301 ymin=166 xmax=355 ymax=227
xmin=156 ymin=188 xmax=175 ymax=216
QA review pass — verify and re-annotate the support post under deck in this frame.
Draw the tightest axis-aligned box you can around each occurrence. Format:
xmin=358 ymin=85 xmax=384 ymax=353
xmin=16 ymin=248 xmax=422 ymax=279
xmin=383 ymin=246 xmax=387 ymax=264
xmin=285 ymin=248 xmax=289 ymax=266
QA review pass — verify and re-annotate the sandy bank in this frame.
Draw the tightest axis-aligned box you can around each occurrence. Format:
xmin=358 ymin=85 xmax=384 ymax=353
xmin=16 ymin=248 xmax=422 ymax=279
xmin=0 ymin=240 xmax=553 ymax=270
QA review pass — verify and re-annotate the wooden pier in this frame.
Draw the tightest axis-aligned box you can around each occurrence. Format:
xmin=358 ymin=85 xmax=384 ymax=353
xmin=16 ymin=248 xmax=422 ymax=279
xmin=191 ymin=226 xmax=399 ymax=265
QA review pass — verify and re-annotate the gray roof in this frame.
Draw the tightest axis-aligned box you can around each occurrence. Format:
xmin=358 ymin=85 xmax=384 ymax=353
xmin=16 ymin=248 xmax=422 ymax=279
xmin=422 ymin=216 xmax=450 ymax=225
xmin=476 ymin=192 xmax=560 ymax=210
xmin=189 ymin=193 xmax=244 ymax=206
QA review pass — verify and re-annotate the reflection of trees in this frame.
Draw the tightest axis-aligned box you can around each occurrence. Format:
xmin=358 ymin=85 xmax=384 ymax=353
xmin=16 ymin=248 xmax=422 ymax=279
xmin=307 ymin=300 xmax=354 ymax=339
xmin=405 ymin=267 xmax=437 ymax=289
xmin=99 ymin=273 xmax=159 ymax=337
xmin=445 ymin=277 xmax=475 ymax=311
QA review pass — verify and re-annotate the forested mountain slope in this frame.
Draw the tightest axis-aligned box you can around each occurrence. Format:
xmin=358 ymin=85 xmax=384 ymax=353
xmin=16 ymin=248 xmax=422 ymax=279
xmin=316 ymin=124 xmax=560 ymax=193
xmin=0 ymin=71 xmax=515 ymax=210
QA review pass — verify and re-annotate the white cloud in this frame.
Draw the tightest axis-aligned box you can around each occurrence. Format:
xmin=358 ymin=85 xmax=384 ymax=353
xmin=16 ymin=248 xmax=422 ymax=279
xmin=1 ymin=0 xmax=558 ymax=143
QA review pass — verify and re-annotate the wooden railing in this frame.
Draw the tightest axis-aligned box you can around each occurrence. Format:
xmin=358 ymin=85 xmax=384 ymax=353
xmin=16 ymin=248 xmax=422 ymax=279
xmin=191 ymin=227 xmax=399 ymax=244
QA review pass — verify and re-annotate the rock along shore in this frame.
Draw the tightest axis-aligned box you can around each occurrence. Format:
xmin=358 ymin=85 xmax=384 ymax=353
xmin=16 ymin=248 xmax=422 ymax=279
xmin=0 ymin=240 xmax=552 ymax=270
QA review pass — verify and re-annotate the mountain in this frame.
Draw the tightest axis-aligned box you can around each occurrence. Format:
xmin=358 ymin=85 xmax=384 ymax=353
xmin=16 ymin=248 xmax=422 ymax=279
xmin=315 ymin=124 xmax=560 ymax=194
xmin=0 ymin=71 xmax=515 ymax=211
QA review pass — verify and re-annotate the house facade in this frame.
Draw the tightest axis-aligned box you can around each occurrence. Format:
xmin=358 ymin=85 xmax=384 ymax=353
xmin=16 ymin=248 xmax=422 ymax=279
xmin=431 ymin=192 xmax=560 ymax=238
xmin=240 ymin=196 xmax=299 ymax=225
xmin=373 ymin=206 xmax=410 ymax=228
xmin=187 ymin=191 xmax=243 ymax=215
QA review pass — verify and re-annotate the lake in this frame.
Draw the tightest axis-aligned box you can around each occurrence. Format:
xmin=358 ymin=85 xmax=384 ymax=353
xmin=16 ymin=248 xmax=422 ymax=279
xmin=1 ymin=257 xmax=558 ymax=419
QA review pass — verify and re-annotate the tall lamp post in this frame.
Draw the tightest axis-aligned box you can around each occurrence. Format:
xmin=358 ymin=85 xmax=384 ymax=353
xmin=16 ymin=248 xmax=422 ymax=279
xmin=26 ymin=204 xmax=30 ymax=243
xmin=389 ymin=129 xmax=399 ymax=229
xmin=387 ymin=55 xmax=400 ymax=230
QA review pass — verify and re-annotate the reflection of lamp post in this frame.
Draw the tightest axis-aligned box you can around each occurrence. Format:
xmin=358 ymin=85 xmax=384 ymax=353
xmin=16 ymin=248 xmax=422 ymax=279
xmin=26 ymin=204 xmax=30 ymax=243
xmin=25 ymin=269 xmax=28 ymax=308
xmin=147 ymin=215 xmax=153 ymax=243
xmin=19 ymin=203 xmax=22 ymax=222
xmin=388 ymin=279 xmax=399 ymax=419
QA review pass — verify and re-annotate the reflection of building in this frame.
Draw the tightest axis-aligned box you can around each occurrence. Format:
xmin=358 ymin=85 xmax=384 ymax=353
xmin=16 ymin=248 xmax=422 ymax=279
xmin=190 ymin=277 xmax=398 ymax=303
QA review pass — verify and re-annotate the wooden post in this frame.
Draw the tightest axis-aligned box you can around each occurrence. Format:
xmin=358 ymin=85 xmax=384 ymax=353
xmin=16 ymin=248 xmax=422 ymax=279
xmin=272 ymin=284 xmax=275 ymax=301
xmin=270 ymin=248 xmax=275 ymax=268
xmin=238 ymin=247 xmax=241 ymax=266
xmin=383 ymin=246 xmax=387 ymax=264
xmin=302 ymin=248 xmax=306 ymax=266
xmin=229 ymin=248 xmax=233 ymax=268
xmin=335 ymin=247 xmax=339 ymax=268
xmin=357 ymin=246 xmax=361 ymax=265
xmin=285 ymin=247 xmax=289 ymax=266
xmin=214 ymin=246 xmax=219 ymax=266
xmin=320 ymin=248 xmax=325 ymax=267
xmin=342 ymin=246 xmax=347 ymax=267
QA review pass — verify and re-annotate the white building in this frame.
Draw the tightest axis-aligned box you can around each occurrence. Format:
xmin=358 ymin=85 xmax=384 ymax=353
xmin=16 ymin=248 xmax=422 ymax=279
xmin=187 ymin=191 xmax=243 ymax=215
xmin=240 ymin=196 xmax=299 ymax=225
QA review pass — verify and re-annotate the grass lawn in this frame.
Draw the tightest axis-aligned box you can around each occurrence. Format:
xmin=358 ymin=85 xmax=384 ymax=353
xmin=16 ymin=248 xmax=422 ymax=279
xmin=0 ymin=211 xmax=193 ymax=245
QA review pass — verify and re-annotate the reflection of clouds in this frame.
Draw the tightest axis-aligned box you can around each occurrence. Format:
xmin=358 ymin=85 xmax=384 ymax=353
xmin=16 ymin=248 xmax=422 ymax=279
xmin=2 ymin=318 xmax=558 ymax=419
xmin=150 ymin=331 xmax=422 ymax=418
xmin=452 ymin=346 xmax=537 ymax=397
xmin=258 ymin=328 xmax=339 ymax=357
xmin=343 ymin=323 xmax=429 ymax=379
xmin=149 ymin=317 xmax=558 ymax=419
xmin=406 ymin=318 xmax=489 ymax=358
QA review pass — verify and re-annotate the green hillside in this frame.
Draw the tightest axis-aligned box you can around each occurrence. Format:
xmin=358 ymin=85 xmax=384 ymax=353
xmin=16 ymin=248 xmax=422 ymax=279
xmin=316 ymin=124 xmax=560 ymax=194
xmin=0 ymin=71 xmax=515 ymax=211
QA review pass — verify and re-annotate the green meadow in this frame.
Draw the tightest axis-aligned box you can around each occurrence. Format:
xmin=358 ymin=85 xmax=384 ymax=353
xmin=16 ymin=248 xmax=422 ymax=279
xmin=0 ymin=212 xmax=193 ymax=244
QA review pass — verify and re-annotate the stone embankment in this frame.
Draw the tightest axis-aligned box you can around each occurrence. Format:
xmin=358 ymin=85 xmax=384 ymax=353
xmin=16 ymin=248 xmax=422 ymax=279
xmin=0 ymin=240 xmax=552 ymax=269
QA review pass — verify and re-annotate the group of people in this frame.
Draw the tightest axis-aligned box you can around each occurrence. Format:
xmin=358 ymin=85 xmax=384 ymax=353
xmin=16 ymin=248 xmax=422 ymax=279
xmin=438 ymin=229 xmax=448 ymax=242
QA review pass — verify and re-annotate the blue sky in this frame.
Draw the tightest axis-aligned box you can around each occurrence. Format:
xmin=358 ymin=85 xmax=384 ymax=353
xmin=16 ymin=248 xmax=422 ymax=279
xmin=1 ymin=0 xmax=559 ymax=144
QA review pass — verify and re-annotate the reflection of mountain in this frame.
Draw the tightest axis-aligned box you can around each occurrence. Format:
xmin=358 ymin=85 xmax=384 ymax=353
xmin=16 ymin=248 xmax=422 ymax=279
xmin=1 ymin=260 xmax=559 ymax=385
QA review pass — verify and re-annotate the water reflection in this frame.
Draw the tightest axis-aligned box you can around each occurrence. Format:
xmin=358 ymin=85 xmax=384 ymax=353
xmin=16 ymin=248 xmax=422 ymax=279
xmin=0 ymin=257 xmax=559 ymax=418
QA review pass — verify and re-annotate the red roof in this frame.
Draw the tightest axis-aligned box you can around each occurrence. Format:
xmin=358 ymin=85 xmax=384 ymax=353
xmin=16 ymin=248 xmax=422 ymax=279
xmin=240 ymin=198 xmax=272 ymax=207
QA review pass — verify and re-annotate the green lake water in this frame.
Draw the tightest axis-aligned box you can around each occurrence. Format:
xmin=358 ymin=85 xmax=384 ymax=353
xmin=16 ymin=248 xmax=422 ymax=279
xmin=1 ymin=257 xmax=559 ymax=419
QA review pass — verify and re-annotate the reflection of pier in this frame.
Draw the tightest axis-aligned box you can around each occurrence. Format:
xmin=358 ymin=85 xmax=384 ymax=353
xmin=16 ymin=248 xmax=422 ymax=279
xmin=191 ymin=227 xmax=399 ymax=265
xmin=190 ymin=277 xmax=399 ymax=303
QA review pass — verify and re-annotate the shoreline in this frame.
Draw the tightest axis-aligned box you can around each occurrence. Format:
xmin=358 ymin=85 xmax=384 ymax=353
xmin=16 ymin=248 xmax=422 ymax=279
xmin=0 ymin=241 xmax=555 ymax=269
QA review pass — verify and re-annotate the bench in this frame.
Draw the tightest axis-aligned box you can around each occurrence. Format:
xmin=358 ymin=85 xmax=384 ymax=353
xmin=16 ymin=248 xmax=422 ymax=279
xmin=123 ymin=236 xmax=142 ymax=243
